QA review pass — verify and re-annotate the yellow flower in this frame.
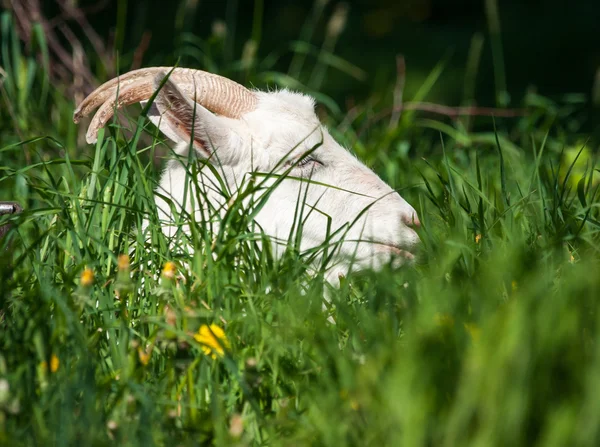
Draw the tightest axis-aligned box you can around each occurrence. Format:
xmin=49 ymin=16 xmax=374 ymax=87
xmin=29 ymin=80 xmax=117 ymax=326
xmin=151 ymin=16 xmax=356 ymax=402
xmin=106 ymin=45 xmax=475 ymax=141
xmin=80 ymin=268 xmax=95 ymax=286
xmin=50 ymin=354 xmax=59 ymax=373
xmin=40 ymin=356 xmax=59 ymax=372
xmin=118 ymin=254 xmax=130 ymax=271
xmin=137 ymin=347 xmax=151 ymax=366
xmin=162 ymin=261 xmax=177 ymax=279
xmin=475 ymin=234 xmax=482 ymax=244
xmin=194 ymin=324 xmax=230 ymax=359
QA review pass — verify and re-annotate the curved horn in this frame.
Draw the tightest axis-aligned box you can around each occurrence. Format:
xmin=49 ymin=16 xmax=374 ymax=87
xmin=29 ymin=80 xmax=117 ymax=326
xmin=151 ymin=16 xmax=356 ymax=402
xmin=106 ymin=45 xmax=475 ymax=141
xmin=73 ymin=67 xmax=257 ymax=143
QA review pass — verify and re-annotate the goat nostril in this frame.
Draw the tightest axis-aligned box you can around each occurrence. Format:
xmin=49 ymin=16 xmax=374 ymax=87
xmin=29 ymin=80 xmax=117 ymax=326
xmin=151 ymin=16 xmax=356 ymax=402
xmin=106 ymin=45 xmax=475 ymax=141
xmin=402 ymin=213 xmax=421 ymax=228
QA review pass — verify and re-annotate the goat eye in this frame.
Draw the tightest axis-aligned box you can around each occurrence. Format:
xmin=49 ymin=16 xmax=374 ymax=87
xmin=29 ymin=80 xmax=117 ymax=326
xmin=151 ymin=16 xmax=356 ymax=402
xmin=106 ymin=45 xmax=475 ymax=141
xmin=296 ymin=156 xmax=314 ymax=167
xmin=293 ymin=155 xmax=321 ymax=169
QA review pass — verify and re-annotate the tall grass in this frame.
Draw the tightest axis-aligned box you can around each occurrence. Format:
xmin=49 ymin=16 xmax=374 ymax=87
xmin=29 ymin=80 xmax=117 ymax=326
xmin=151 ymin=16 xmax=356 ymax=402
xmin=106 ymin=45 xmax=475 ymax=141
xmin=1 ymin=4 xmax=600 ymax=446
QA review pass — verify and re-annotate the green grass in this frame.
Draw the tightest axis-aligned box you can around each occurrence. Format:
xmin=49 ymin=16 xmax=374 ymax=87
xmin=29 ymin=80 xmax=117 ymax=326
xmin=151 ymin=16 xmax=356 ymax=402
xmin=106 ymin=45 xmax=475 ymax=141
xmin=1 ymin=6 xmax=600 ymax=447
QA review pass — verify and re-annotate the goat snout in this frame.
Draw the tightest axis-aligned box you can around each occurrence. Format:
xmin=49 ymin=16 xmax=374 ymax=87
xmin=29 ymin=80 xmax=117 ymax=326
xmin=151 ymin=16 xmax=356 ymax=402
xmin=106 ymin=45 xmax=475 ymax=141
xmin=397 ymin=208 xmax=421 ymax=250
xmin=402 ymin=212 xmax=421 ymax=228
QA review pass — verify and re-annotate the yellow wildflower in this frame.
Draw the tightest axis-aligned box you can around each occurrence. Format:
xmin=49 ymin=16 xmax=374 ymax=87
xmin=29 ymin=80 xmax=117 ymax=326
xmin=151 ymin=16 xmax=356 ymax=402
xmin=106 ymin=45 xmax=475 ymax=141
xmin=50 ymin=354 xmax=59 ymax=373
xmin=80 ymin=268 xmax=94 ymax=286
xmin=162 ymin=261 xmax=177 ymax=279
xmin=118 ymin=254 xmax=130 ymax=271
xmin=194 ymin=324 xmax=230 ymax=359
xmin=475 ymin=234 xmax=482 ymax=244
xmin=137 ymin=347 xmax=151 ymax=366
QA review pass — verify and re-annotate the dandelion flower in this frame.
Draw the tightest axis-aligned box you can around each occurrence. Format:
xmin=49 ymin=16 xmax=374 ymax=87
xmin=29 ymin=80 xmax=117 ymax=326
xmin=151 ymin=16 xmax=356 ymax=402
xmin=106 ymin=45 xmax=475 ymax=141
xmin=80 ymin=268 xmax=94 ymax=286
xmin=194 ymin=324 xmax=230 ymax=359
xmin=115 ymin=254 xmax=133 ymax=296
xmin=137 ymin=347 xmax=151 ymax=366
xmin=162 ymin=261 xmax=177 ymax=279
xmin=118 ymin=254 xmax=130 ymax=271
xmin=50 ymin=354 xmax=59 ymax=373
xmin=475 ymin=234 xmax=482 ymax=244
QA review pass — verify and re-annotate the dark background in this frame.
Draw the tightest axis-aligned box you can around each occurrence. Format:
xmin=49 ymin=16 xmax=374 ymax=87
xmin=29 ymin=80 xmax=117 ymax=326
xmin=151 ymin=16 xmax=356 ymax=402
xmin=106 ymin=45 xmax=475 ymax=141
xmin=76 ymin=0 xmax=600 ymax=107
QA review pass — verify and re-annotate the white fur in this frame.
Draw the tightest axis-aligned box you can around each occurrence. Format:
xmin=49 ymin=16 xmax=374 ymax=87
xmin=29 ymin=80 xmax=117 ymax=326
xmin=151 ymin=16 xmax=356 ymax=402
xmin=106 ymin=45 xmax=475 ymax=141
xmin=148 ymin=86 xmax=420 ymax=283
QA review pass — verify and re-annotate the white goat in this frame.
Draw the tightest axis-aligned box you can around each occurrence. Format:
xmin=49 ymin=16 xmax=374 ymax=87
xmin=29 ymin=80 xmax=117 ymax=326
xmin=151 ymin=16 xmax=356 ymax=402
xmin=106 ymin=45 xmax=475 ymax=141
xmin=73 ymin=68 xmax=420 ymax=283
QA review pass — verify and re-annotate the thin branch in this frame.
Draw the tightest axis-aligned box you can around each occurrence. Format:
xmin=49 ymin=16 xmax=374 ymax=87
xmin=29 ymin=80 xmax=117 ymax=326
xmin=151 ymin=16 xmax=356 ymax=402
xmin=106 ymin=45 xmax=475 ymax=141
xmin=10 ymin=0 xmax=97 ymax=89
xmin=360 ymin=102 xmax=527 ymax=138
xmin=338 ymin=97 xmax=360 ymax=133
xmin=131 ymin=32 xmax=152 ymax=71
xmin=55 ymin=0 xmax=113 ymax=75
xmin=397 ymin=102 xmax=527 ymax=119
xmin=47 ymin=0 xmax=111 ymax=28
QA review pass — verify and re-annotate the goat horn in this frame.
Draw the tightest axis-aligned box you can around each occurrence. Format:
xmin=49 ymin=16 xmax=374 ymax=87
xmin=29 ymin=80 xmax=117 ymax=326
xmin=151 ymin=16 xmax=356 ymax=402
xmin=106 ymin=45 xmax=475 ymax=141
xmin=73 ymin=67 xmax=257 ymax=144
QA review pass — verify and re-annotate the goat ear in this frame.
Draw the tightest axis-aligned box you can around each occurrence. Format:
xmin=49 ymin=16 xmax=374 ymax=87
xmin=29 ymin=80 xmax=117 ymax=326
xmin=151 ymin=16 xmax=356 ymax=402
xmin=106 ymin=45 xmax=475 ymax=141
xmin=149 ymin=77 xmax=231 ymax=158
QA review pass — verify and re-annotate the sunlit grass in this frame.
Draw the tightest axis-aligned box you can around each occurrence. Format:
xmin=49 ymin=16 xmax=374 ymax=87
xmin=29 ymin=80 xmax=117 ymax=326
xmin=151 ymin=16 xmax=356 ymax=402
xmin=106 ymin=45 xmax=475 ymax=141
xmin=1 ymin=6 xmax=600 ymax=447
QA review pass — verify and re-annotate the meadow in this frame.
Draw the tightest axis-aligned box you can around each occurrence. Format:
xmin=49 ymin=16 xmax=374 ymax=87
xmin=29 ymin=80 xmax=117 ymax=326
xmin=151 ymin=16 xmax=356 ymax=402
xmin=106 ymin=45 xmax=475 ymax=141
xmin=1 ymin=3 xmax=600 ymax=446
